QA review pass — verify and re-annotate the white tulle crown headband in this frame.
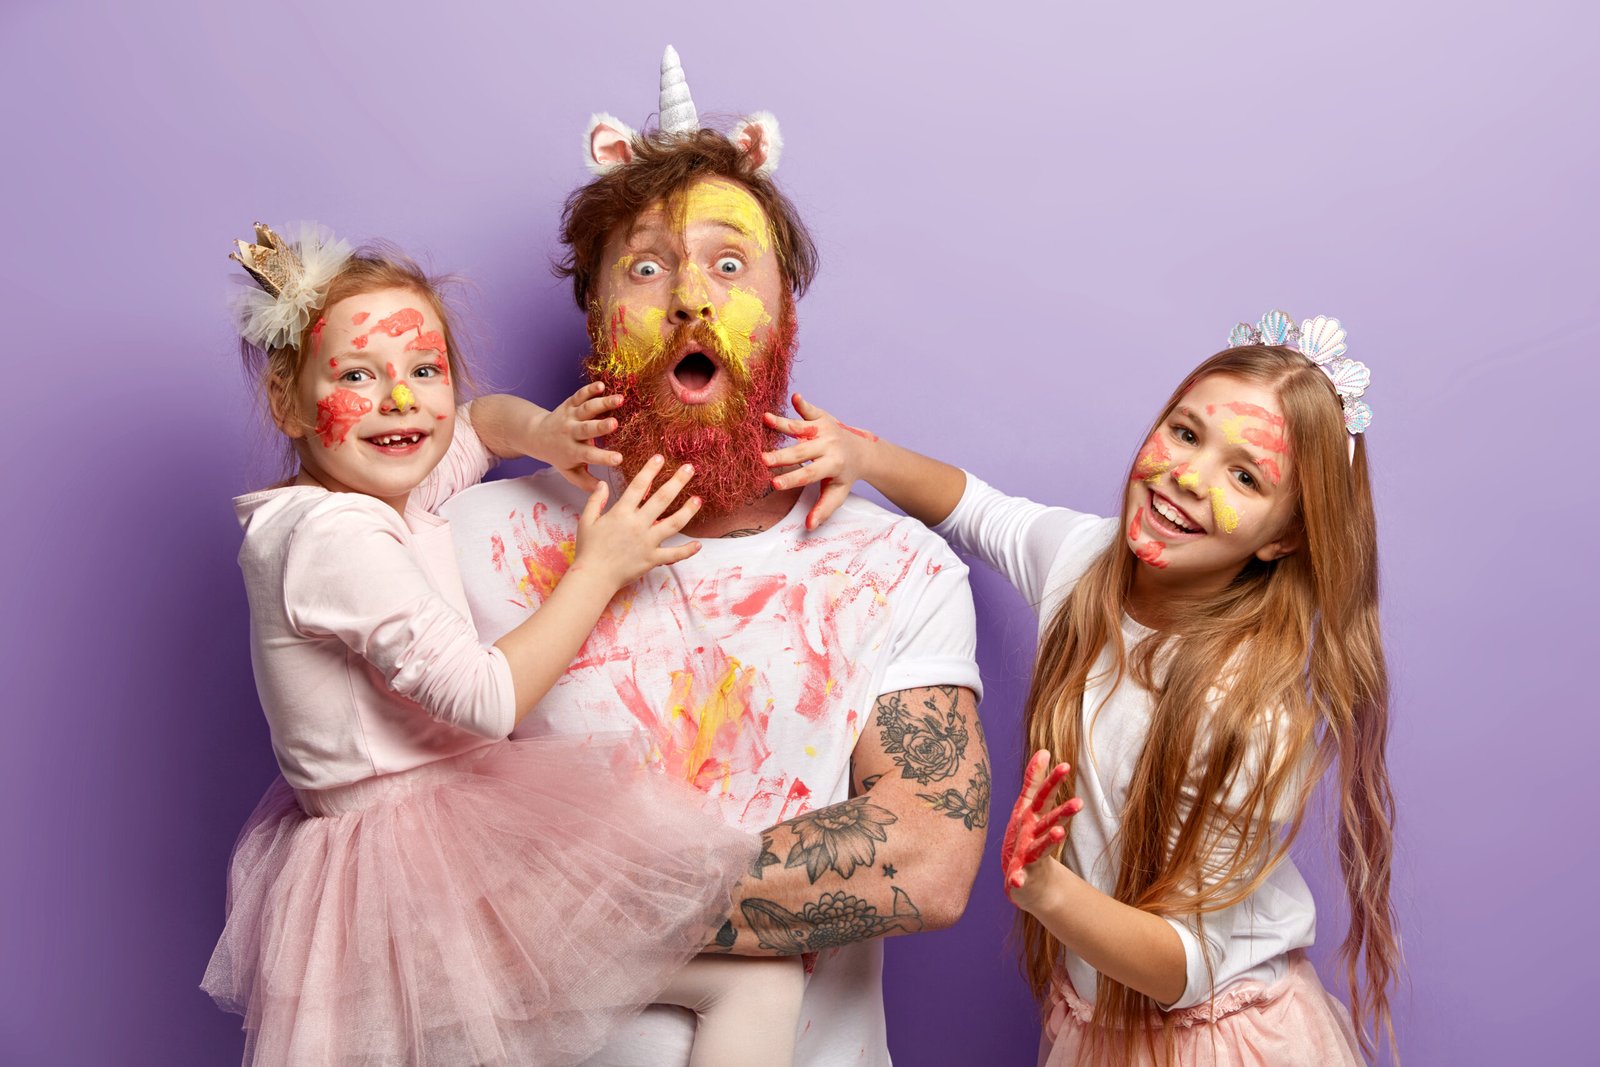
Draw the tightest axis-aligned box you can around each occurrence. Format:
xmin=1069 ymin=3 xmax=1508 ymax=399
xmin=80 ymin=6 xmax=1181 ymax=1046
xmin=229 ymin=221 xmax=354 ymax=352
xmin=583 ymin=45 xmax=782 ymax=176
xmin=1227 ymin=310 xmax=1372 ymax=443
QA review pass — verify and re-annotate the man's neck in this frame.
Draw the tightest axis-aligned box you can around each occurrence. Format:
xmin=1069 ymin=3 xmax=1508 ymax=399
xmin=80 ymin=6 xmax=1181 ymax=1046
xmin=682 ymin=486 xmax=803 ymax=539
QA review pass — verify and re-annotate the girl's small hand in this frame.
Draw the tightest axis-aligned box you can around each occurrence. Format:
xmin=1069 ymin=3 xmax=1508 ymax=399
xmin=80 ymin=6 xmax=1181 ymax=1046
xmin=1002 ymin=750 xmax=1084 ymax=914
xmin=762 ymin=392 xmax=879 ymax=531
xmin=572 ymin=456 xmax=701 ymax=589
xmin=528 ymin=382 xmax=625 ymax=493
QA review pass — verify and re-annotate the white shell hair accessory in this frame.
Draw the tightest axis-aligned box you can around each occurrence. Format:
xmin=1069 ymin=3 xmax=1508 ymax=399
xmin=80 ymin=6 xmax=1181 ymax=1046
xmin=582 ymin=45 xmax=783 ymax=177
xmin=1227 ymin=310 xmax=1373 ymax=443
xmin=230 ymin=221 xmax=353 ymax=352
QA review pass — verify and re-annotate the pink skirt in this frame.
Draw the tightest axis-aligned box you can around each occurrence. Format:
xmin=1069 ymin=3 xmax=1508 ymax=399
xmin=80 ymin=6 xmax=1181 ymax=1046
xmin=1041 ymin=952 xmax=1365 ymax=1067
xmin=202 ymin=736 xmax=758 ymax=1066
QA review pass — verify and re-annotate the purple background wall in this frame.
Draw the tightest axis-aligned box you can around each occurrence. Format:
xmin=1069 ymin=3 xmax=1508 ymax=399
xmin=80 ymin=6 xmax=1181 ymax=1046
xmin=2 ymin=2 xmax=1594 ymax=1063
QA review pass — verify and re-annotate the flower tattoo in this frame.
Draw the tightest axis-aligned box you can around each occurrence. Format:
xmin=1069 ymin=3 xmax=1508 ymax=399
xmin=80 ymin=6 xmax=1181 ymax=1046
xmin=919 ymin=761 xmax=991 ymax=831
xmin=877 ymin=689 xmax=969 ymax=785
xmin=784 ymin=798 xmax=899 ymax=883
xmin=740 ymin=888 xmax=925 ymax=953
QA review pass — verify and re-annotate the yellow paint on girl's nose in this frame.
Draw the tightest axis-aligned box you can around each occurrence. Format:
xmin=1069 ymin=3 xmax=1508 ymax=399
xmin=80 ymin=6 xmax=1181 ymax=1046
xmin=1209 ymin=486 xmax=1240 ymax=533
xmin=391 ymin=383 xmax=415 ymax=413
xmin=1176 ymin=469 xmax=1201 ymax=491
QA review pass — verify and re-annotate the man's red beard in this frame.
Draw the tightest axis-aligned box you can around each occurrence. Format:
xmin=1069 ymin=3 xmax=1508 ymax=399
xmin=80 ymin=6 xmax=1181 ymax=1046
xmin=584 ymin=299 xmax=798 ymax=518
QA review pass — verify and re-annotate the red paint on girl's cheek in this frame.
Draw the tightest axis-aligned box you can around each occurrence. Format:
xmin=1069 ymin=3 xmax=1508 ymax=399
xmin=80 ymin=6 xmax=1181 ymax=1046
xmin=352 ymin=335 xmax=368 ymax=350
xmin=841 ymin=423 xmax=879 ymax=443
xmin=1132 ymin=432 xmax=1173 ymax=482
xmin=372 ymin=307 xmax=425 ymax=337
xmin=314 ymin=389 xmax=373 ymax=448
xmin=435 ymin=413 xmax=447 ymax=421
xmin=1257 ymin=456 xmax=1283 ymax=485
xmin=351 ymin=311 xmax=369 ymax=326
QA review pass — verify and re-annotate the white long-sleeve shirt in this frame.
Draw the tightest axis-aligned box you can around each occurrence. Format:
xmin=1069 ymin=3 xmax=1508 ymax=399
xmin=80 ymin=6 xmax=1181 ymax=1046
xmin=935 ymin=473 xmax=1316 ymax=1011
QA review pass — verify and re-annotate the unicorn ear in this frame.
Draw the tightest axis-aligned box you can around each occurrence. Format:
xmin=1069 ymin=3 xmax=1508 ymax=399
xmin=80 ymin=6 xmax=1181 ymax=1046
xmin=585 ymin=113 xmax=637 ymax=175
xmin=728 ymin=111 xmax=782 ymax=176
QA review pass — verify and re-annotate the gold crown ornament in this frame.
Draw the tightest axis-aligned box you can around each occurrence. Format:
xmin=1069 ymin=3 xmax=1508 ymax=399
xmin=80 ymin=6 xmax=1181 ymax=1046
xmin=229 ymin=221 xmax=353 ymax=351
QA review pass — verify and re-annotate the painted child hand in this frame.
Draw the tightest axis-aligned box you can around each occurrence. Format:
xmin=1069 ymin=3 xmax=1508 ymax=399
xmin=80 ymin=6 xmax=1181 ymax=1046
xmin=1001 ymin=750 xmax=1084 ymax=914
xmin=525 ymin=382 xmax=625 ymax=492
xmin=571 ymin=455 xmax=701 ymax=589
xmin=761 ymin=392 xmax=880 ymax=531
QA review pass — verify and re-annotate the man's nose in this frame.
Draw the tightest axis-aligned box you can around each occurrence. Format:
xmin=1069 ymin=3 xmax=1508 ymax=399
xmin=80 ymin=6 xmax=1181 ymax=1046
xmin=669 ymin=267 xmax=717 ymax=324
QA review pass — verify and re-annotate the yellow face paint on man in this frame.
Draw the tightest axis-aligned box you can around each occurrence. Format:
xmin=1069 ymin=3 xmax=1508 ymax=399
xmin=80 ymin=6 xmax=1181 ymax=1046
xmin=590 ymin=177 xmax=782 ymax=390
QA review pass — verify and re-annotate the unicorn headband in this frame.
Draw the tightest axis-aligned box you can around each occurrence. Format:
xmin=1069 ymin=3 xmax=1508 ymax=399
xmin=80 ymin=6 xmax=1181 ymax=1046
xmin=1227 ymin=311 xmax=1372 ymax=454
xmin=584 ymin=45 xmax=782 ymax=176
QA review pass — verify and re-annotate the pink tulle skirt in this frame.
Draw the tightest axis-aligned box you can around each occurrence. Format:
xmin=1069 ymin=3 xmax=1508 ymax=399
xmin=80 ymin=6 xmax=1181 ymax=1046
xmin=202 ymin=737 xmax=758 ymax=1066
xmin=1041 ymin=952 xmax=1365 ymax=1067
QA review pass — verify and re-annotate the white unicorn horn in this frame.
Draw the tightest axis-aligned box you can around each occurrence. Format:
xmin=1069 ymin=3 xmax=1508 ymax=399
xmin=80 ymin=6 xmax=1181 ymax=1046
xmin=659 ymin=45 xmax=699 ymax=134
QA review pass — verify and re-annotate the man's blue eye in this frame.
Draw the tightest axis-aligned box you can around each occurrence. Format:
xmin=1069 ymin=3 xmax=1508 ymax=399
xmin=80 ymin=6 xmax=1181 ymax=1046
xmin=633 ymin=261 xmax=662 ymax=278
xmin=715 ymin=257 xmax=743 ymax=275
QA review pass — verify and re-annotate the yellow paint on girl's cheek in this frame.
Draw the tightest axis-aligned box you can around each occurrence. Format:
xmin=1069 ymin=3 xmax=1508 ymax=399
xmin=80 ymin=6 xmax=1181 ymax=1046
xmin=1209 ymin=487 xmax=1240 ymax=534
xmin=391 ymin=383 xmax=415 ymax=412
xmin=679 ymin=180 xmax=772 ymax=252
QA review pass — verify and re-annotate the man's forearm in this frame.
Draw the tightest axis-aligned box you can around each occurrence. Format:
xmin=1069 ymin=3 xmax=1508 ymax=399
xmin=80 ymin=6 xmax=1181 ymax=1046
xmin=712 ymin=685 xmax=989 ymax=956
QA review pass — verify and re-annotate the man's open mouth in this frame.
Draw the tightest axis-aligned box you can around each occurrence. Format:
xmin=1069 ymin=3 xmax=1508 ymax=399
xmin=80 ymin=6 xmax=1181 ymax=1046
xmin=669 ymin=350 xmax=721 ymax=403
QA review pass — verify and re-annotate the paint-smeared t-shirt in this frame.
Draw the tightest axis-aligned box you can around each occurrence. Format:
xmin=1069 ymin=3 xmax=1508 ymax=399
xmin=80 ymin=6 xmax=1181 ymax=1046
xmin=442 ymin=469 xmax=981 ymax=1067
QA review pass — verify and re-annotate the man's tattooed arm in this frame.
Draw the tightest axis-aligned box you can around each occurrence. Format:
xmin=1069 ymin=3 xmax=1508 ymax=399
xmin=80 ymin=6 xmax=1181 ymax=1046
xmin=711 ymin=685 xmax=988 ymax=955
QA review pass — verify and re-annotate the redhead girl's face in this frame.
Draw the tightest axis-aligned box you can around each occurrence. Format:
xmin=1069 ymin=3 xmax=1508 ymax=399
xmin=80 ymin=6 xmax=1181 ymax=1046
xmin=279 ymin=287 xmax=455 ymax=511
xmin=1123 ymin=374 xmax=1299 ymax=592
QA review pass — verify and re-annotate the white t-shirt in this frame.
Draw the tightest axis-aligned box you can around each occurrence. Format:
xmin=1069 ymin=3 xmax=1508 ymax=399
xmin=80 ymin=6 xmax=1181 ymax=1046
xmin=442 ymin=470 xmax=982 ymax=1067
xmin=934 ymin=474 xmax=1316 ymax=1012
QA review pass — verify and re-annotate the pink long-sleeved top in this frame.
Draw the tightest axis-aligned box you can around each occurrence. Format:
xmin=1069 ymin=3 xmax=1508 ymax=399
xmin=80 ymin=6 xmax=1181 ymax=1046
xmin=233 ymin=410 xmax=514 ymax=792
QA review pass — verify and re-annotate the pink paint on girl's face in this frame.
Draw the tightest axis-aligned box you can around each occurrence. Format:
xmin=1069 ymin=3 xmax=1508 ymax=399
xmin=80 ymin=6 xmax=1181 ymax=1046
xmin=404 ymin=331 xmax=450 ymax=384
xmin=1257 ymin=456 xmax=1283 ymax=485
xmin=313 ymin=389 xmax=373 ymax=448
xmin=308 ymin=316 xmax=327 ymax=362
xmin=329 ymin=358 xmax=338 ymax=368
xmin=1132 ymin=432 xmax=1173 ymax=483
xmin=351 ymin=311 xmax=369 ymax=325
xmin=371 ymin=307 xmax=425 ymax=337
xmin=351 ymin=335 xmax=368 ymax=349
xmin=1128 ymin=507 xmax=1168 ymax=568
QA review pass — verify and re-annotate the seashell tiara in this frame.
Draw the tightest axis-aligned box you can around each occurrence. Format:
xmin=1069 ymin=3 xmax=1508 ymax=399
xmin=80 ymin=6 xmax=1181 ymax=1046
xmin=1227 ymin=310 xmax=1372 ymax=439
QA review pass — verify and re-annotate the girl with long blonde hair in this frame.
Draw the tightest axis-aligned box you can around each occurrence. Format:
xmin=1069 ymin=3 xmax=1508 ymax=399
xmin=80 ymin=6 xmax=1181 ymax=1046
xmin=764 ymin=313 xmax=1398 ymax=1065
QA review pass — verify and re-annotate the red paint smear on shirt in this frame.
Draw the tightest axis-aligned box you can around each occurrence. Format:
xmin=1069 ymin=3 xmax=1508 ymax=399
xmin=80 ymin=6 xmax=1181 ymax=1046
xmin=314 ymin=389 xmax=372 ymax=448
xmin=351 ymin=311 xmax=369 ymax=326
xmin=780 ymin=778 xmax=812 ymax=820
xmin=371 ymin=307 xmax=425 ymax=337
xmin=732 ymin=576 xmax=786 ymax=618
xmin=841 ymin=422 xmax=879 ymax=443
xmin=351 ymin=335 xmax=368 ymax=350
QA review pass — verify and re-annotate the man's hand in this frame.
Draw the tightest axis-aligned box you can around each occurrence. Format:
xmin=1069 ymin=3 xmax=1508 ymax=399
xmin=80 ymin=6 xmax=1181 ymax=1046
xmin=712 ymin=685 xmax=987 ymax=955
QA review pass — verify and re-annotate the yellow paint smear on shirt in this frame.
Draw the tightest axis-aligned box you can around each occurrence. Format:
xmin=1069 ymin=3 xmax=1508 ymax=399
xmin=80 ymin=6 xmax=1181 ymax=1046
xmin=1209 ymin=487 xmax=1240 ymax=534
xmin=672 ymin=659 xmax=756 ymax=783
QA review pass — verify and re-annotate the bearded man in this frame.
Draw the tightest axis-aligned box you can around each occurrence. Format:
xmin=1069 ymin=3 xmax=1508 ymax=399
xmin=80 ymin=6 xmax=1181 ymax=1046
xmin=442 ymin=48 xmax=987 ymax=1066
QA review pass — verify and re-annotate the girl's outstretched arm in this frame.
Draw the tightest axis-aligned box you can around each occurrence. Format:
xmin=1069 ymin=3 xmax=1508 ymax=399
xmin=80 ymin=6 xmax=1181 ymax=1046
xmin=469 ymin=383 xmax=625 ymax=491
xmin=762 ymin=393 xmax=967 ymax=530
xmin=1005 ymin=751 xmax=1189 ymax=1007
